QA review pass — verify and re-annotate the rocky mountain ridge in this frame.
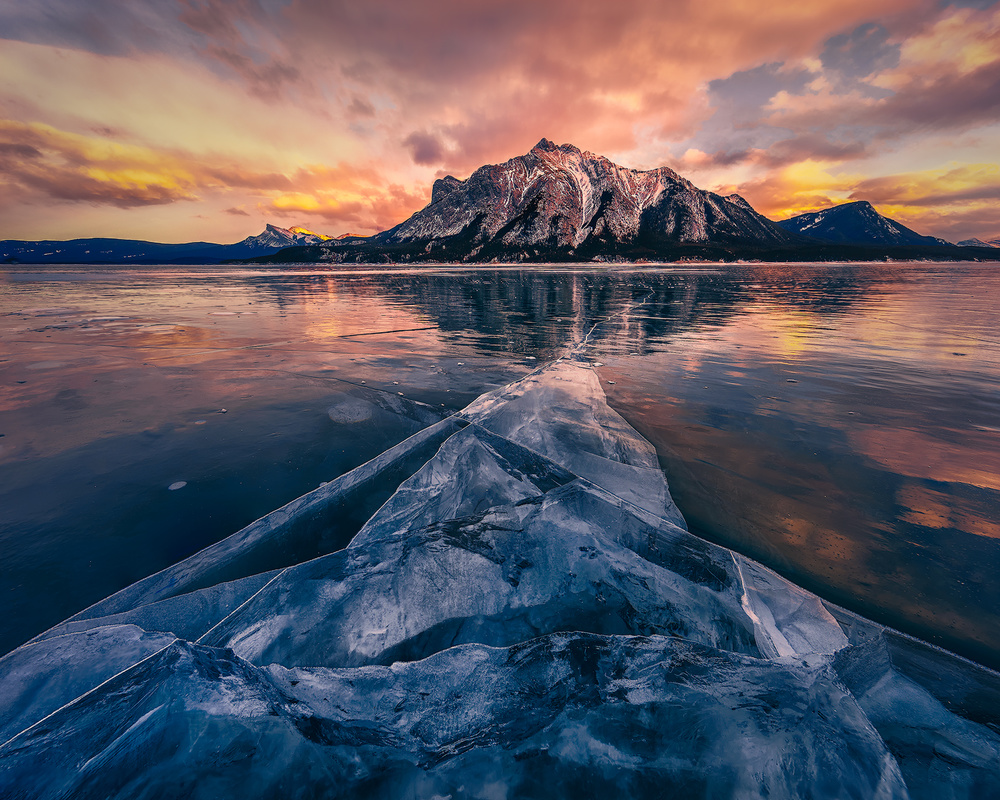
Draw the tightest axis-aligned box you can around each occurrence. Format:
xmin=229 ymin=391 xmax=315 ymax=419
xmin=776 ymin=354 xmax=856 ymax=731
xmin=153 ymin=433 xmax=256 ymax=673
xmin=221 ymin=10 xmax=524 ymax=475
xmin=366 ymin=138 xmax=798 ymax=261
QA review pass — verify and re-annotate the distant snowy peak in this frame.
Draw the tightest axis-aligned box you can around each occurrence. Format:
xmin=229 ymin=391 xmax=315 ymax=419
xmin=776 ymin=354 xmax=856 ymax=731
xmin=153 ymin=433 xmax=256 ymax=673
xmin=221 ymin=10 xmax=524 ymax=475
xmin=376 ymin=137 xmax=796 ymax=257
xmin=776 ymin=201 xmax=949 ymax=247
xmin=237 ymin=224 xmax=334 ymax=250
xmin=958 ymin=237 xmax=1000 ymax=248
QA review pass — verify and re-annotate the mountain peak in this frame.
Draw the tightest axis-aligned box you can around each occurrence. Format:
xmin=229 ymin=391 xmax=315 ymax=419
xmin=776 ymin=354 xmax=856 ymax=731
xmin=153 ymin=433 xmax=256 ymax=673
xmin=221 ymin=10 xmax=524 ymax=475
xmin=530 ymin=138 xmax=586 ymax=157
xmin=532 ymin=137 xmax=560 ymax=152
xmin=432 ymin=175 xmax=463 ymax=204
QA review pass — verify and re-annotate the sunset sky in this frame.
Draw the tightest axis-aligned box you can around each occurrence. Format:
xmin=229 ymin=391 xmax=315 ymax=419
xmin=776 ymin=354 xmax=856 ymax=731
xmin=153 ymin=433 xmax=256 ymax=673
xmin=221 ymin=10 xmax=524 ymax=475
xmin=1 ymin=0 xmax=998 ymax=244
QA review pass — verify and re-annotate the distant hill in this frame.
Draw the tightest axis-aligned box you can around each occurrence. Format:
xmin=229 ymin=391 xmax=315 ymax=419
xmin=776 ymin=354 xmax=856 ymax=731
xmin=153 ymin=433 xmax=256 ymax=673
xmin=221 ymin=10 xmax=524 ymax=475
xmin=0 ymin=224 xmax=333 ymax=265
xmin=774 ymin=201 xmax=949 ymax=247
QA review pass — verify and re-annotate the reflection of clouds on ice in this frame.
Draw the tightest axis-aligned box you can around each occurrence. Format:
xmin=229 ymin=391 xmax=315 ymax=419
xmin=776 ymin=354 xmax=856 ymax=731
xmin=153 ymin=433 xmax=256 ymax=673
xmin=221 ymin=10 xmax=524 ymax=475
xmin=0 ymin=360 xmax=997 ymax=798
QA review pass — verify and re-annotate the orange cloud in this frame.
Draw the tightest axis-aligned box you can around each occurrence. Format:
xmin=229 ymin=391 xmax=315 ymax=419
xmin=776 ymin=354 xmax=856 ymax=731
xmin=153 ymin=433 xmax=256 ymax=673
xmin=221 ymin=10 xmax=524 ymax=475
xmin=263 ymin=166 xmax=429 ymax=233
xmin=713 ymin=160 xmax=860 ymax=220
xmin=0 ymin=117 xmax=437 ymax=236
xmin=0 ymin=121 xmax=199 ymax=207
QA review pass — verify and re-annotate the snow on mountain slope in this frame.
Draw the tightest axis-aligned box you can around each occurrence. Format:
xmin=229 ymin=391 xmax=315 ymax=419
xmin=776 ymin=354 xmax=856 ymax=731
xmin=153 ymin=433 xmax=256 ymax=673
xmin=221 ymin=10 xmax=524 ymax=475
xmin=776 ymin=201 xmax=950 ymax=247
xmin=376 ymin=138 xmax=797 ymax=255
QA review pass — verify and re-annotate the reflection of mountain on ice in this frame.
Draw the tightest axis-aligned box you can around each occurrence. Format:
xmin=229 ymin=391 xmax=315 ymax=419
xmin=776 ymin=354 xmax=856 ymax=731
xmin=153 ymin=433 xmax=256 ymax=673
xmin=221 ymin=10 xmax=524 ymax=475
xmin=2 ymin=360 xmax=999 ymax=798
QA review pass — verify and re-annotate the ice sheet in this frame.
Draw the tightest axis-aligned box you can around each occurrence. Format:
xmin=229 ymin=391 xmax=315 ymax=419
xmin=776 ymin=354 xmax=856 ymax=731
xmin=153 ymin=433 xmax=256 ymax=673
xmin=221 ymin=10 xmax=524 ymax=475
xmin=2 ymin=357 xmax=998 ymax=798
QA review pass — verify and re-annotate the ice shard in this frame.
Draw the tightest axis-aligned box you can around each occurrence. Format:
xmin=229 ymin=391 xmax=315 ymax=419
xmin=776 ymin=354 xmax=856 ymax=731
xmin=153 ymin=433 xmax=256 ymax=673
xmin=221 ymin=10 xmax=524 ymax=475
xmin=2 ymin=357 xmax=998 ymax=799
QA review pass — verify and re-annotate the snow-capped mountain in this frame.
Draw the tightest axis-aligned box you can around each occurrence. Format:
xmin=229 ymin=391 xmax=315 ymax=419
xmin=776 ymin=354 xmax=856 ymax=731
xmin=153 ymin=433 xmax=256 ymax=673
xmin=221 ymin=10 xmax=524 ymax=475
xmin=775 ymin=201 xmax=950 ymax=247
xmin=958 ymin=237 xmax=1000 ymax=248
xmin=363 ymin=138 xmax=798 ymax=260
xmin=233 ymin=224 xmax=332 ymax=251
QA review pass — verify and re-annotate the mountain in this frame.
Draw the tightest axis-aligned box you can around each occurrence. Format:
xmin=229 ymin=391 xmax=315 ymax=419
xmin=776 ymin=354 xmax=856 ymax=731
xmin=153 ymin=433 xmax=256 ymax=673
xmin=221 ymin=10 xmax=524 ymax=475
xmin=273 ymin=138 xmax=803 ymax=264
xmin=775 ymin=201 xmax=950 ymax=247
xmin=0 ymin=224 xmax=334 ymax=265
xmin=958 ymin=237 xmax=1000 ymax=248
xmin=376 ymin=138 xmax=799 ymax=258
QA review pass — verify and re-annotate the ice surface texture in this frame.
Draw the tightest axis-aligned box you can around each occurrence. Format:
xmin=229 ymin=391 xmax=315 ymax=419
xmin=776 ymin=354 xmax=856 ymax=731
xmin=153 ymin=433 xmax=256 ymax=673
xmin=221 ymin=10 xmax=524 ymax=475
xmin=2 ymin=358 xmax=999 ymax=799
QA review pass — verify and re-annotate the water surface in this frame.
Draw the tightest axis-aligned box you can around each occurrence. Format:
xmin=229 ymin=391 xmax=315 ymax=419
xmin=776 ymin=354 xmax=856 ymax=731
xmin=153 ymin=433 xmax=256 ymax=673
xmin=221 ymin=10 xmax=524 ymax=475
xmin=2 ymin=263 xmax=998 ymax=668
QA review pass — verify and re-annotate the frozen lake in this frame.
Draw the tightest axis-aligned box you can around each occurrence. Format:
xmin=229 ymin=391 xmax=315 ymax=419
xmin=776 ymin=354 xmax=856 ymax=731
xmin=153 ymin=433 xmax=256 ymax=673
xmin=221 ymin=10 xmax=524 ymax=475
xmin=1 ymin=262 xmax=999 ymax=668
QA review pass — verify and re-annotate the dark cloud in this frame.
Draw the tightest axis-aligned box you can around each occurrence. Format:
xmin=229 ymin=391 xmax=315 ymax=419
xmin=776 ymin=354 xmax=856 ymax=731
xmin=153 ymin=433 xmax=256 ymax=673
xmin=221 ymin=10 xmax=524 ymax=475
xmin=704 ymin=135 xmax=869 ymax=169
xmin=203 ymin=46 xmax=301 ymax=98
xmin=693 ymin=63 xmax=816 ymax=163
xmin=2 ymin=0 xmax=930 ymax=179
xmin=0 ymin=2 xmax=199 ymax=57
xmin=767 ymin=53 xmax=1000 ymax=143
xmin=205 ymin=168 xmax=292 ymax=190
xmin=90 ymin=126 xmax=124 ymax=138
xmin=870 ymin=59 xmax=1000 ymax=131
xmin=0 ymin=142 xmax=43 ymax=159
xmin=403 ymin=131 xmax=446 ymax=166
xmin=820 ymin=23 xmax=900 ymax=80
xmin=942 ymin=0 xmax=998 ymax=8
xmin=692 ymin=25 xmax=902 ymax=164
xmin=224 ymin=206 xmax=250 ymax=216
xmin=708 ymin=63 xmax=813 ymax=113
xmin=347 ymin=95 xmax=376 ymax=117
